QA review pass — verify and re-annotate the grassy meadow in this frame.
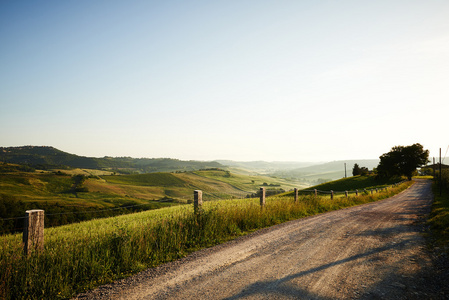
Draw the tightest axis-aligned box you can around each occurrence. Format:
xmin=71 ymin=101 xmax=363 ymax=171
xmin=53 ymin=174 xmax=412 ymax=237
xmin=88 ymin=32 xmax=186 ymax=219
xmin=285 ymin=174 xmax=406 ymax=196
xmin=0 ymin=178 xmax=412 ymax=300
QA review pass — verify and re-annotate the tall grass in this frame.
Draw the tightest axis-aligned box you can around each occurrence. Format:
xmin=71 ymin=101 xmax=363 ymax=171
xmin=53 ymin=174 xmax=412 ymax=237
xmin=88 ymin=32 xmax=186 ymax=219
xmin=0 ymin=181 xmax=412 ymax=299
xmin=428 ymin=170 xmax=449 ymax=248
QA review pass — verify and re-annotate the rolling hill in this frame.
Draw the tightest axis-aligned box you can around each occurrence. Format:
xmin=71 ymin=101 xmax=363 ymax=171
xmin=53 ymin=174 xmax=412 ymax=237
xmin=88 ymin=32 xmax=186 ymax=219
xmin=214 ymin=160 xmax=317 ymax=174
xmin=1 ymin=145 xmax=382 ymax=186
xmin=0 ymin=146 xmax=223 ymax=173
xmin=273 ymin=159 xmax=380 ymax=184
xmin=0 ymin=163 xmax=306 ymax=234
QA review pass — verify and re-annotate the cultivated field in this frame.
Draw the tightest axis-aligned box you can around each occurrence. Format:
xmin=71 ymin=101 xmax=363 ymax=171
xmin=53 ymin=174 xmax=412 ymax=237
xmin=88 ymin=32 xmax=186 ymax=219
xmin=0 ymin=166 xmax=307 ymax=233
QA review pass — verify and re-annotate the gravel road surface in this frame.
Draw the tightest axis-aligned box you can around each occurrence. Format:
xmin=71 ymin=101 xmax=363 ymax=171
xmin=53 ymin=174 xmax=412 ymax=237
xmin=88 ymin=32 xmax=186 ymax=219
xmin=75 ymin=180 xmax=448 ymax=299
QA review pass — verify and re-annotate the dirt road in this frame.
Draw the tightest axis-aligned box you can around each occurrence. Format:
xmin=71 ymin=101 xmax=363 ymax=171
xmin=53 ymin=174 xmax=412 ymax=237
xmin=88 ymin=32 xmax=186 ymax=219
xmin=75 ymin=180 xmax=445 ymax=299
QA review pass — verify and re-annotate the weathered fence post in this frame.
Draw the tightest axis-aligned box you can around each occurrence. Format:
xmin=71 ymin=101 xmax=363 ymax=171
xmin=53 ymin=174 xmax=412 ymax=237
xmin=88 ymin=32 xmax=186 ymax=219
xmin=314 ymin=189 xmax=317 ymax=197
xmin=23 ymin=209 xmax=44 ymax=256
xmin=194 ymin=190 xmax=202 ymax=214
xmin=260 ymin=187 xmax=266 ymax=208
xmin=345 ymin=191 xmax=348 ymax=198
xmin=376 ymin=188 xmax=378 ymax=193
xmin=355 ymin=189 xmax=358 ymax=196
xmin=330 ymin=190 xmax=334 ymax=200
xmin=370 ymin=189 xmax=373 ymax=195
xmin=294 ymin=188 xmax=298 ymax=203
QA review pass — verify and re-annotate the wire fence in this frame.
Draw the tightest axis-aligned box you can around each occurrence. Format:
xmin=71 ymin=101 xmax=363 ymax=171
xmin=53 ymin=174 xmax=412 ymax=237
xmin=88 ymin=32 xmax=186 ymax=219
xmin=0 ymin=180 xmax=408 ymax=235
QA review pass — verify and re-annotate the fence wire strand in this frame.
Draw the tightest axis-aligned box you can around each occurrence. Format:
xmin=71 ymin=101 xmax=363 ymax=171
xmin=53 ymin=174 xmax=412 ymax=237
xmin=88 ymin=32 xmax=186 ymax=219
xmin=0 ymin=180 xmax=407 ymax=226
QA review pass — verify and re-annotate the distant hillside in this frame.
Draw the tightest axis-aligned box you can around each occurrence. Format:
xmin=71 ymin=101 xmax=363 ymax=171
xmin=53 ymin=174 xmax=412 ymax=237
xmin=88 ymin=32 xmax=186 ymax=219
xmin=215 ymin=160 xmax=317 ymax=173
xmin=0 ymin=146 xmax=112 ymax=169
xmin=0 ymin=146 xmax=223 ymax=173
xmin=273 ymin=159 xmax=380 ymax=184
xmin=1 ymin=146 xmax=381 ymax=182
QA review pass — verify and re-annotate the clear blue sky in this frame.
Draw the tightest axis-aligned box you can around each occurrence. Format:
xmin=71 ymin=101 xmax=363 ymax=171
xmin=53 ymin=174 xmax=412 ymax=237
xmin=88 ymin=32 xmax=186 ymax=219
xmin=1 ymin=1 xmax=448 ymax=162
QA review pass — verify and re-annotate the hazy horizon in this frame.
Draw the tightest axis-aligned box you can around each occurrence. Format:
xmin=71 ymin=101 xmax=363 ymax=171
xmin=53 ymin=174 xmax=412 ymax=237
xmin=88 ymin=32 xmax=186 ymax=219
xmin=1 ymin=1 xmax=448 ymax=162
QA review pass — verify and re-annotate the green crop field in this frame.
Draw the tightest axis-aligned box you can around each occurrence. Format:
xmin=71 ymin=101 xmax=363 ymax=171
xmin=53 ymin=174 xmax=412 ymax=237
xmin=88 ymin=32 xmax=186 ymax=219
xmin=103 ymin=172 xmax=187 ymax=187
xmin=0 ymin=166 xmax=184 ymax=233
xmin=1 ymin=165 xmax=310 ymax=234
xmin=281 ymin=174 xmax=406 ymax=197
xmin=192 ymin=169 xmax=308 ymax=192
xmin=0 ymin=178 xmax=412 ymax=299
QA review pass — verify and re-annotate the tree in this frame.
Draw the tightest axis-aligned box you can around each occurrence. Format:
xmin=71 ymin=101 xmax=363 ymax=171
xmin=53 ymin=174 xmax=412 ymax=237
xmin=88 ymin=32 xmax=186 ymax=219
xmin=360 ymin=166 xmax=369 ymax=176
xmin=377 ymin=143 xmax=429 ymax=180
xmin=353 ymin=164 xmax=369 ymax=176
xmin=352 ymin=163 xmax=361 ymax=176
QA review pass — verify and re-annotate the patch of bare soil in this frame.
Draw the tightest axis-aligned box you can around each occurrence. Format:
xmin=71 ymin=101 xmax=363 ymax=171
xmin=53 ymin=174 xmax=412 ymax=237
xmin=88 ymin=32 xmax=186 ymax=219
xmin=74 ymin=180 xmax=449 ymax=299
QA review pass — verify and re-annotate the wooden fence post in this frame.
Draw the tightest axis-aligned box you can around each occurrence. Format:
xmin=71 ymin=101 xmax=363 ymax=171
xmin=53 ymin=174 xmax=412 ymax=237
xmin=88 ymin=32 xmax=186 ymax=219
xmin=260 ymin=187 xmax=266 ymax=208
xmin=194 ymin=190 xmax=202 ymax=214
xmin=23 ymin=209 xmax=44 ymax=256
xmin=314 ymin=189 xmax=317 ymax=197
xmin=294 ymin=188 xmax=298 ymax=203
xmin=330 ymin=190 xmax=334 ymax=200
xmin=345 ymin=191 xmax=348 ymax=198
xmin=355 ymin=189 xmax=358 ymax=196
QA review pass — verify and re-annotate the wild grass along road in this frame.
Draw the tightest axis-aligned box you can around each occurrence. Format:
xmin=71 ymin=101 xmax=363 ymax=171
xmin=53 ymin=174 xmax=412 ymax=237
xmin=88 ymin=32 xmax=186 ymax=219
xmin=75 ymin=180 xmax=440 ymax=299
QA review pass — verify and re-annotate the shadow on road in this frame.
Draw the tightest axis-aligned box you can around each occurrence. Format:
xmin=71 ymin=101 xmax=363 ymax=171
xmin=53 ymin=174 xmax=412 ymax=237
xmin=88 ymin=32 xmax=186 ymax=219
xmin=223 ymin=238 xmax=419 ymax=300
xmin=224 ymin=181 xmax=446 ymax=299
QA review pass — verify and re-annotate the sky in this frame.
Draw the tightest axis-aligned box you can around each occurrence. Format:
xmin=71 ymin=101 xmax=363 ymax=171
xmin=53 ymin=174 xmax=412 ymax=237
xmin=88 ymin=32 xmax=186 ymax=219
xmin=1 ymin=1 xmax=448 ymax=162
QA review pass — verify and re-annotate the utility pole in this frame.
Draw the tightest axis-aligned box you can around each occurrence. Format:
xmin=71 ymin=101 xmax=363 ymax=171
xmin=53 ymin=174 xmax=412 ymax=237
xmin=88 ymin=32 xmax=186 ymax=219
xmin=433 ymin=157 xmax=436 ymax=178
xmin=440 ymin=148 xmax=442 ymax=196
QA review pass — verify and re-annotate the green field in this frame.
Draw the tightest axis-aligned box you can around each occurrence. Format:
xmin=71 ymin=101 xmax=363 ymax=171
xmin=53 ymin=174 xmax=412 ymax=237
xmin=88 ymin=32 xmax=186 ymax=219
xmin=0 ymin=164 xmax=405 ymax=236
xmin=290 ymin=174 xmax=405 ymax=195
xmin=192 ymin=169 xmax=308 ymax=193
xmin=0 ymin=178 xmax=412 ymax=300
xmin=0 ymin=165 xmax=309 ymax=234
xmin=0 ymin=165 xmax=306 ymax=205
xmin=103 ymin=172 xmax=187 ymax=187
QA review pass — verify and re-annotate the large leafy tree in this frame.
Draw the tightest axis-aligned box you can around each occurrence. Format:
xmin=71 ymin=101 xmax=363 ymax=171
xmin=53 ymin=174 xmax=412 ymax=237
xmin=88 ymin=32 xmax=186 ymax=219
xmin=377 ymin=143 xmax=429 ymax=180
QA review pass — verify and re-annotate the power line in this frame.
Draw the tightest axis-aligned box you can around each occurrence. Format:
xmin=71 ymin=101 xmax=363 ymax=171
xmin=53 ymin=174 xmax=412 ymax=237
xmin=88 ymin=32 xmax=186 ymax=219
xmin=0 ymin=215 xmax=27 ymax=221
xmin=44 ymin=202 xmax=157 ymax=216
xmin=0 ymin=202 xmax=165 ymax=221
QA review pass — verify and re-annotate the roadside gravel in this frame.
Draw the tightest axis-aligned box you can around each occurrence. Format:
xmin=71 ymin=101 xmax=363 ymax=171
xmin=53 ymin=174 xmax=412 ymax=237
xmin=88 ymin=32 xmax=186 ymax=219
xmin=74 ymin=180 xmax=449 ymax=299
